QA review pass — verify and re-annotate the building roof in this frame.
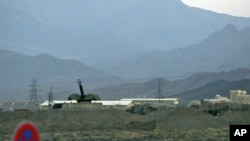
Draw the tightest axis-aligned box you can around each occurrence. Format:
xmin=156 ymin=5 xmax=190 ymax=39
xmin=40 ymin=100 xmax=77 ymax=106
xmin=120 ymin=98 xmax=179 ymax=101
xmin=203 ymin=99 xmax=230 ymax=103
xmin=91 ymin=100 xmax=132 ymax=106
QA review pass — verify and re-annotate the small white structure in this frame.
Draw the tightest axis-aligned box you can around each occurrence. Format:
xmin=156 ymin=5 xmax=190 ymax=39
xmin=190 ymin=100 xmax=202 ymax=106
xmin=40 ymin=100 xmax=77 ymax=107
xmin=215 ymin=95 xmax=228 ymax=100
xmin=204 ymin=95 xmax=230 ymax=104
xmin=91 ymin=100 xmax=133 ymax=108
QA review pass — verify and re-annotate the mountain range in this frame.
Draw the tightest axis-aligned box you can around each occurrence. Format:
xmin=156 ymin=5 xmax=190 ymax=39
xmin=0 ymin=0 xmax=250 ymax=71
xmin=172 ymin=79 xmax=250 ymax=102
xmin=0 ymin=50 xmax=122 ymax=101
xmin=116 ymin=24 xmax=250 ymax=80
xmin=1 ymin=0 xmax=250 ymax=101
xmin=1 ymin=49 xmax=250 ymax=101
xmin=94 ymin=68 xmax=250 ymax=100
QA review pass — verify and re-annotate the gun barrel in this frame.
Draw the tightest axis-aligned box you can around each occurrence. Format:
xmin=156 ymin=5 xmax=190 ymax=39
xmin=77 ymin=79 xmax=85 ymax=100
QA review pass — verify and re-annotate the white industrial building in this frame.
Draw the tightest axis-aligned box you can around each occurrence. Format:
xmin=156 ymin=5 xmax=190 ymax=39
xmin=91 ymin=100 xmax=133 ymax=108
xmin=203 ymin=95 xmax=230 ymax=104
xmin=39 ymin=98 xmax=179 ymax=109
xmin=120 ymin=98 xmax=179 ymax=106
xmin=40 ymin=100 xmax=77 ymax=107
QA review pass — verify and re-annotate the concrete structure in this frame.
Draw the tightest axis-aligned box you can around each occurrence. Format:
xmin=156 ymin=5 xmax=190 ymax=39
xmin=120 ymin=98 xmax=179 ymax=106
xmin=215 ymin=95 xmax=228 ymax=100
xmin=203 ymin=94 xmax=230 ymax=104
xmin=40 ymin=100 xmax=77 ymax=107
xmin=39 ymin=98 xmax=179 ymax=110
xmin=62 ymin=102 xmax=102 ymax=110
xmin=91 ymin=100 xmax=134 ymax=109
xmin=230 ymin=90 xmax=250 ymax=104
xmin=190 ymin=100 xmax=201 ymax=107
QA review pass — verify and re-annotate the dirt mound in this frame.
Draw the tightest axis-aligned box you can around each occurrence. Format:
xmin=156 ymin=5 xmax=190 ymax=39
xmin=126 ymin=104 xmax=157 ymax=115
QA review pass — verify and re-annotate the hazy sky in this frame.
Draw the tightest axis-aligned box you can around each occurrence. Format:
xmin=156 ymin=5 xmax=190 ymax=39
xmin=181 ymin=0 xmax=250 ymax=17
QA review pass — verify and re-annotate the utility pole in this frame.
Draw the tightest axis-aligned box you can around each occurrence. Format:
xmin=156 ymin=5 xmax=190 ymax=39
xmin=48 ymin=87 xmax=54 ymax=110
xmin=113 ymin=68 xmax=116 ymax=88
xmin=158 ymin=78 xmax=161 ymax=103
xmin=29 ymin=78 xmax=41 ymax=104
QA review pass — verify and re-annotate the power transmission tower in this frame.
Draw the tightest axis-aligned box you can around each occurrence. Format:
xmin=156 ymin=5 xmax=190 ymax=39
xmin=48 ymin=87 xmax=54 ymax=109
xmin=29 ymin=78 xmax=41 ymax=104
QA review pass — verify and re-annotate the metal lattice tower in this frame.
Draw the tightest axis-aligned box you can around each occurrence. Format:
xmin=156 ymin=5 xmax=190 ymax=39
xmin=29 ymin=78 xmax=40 ymax=104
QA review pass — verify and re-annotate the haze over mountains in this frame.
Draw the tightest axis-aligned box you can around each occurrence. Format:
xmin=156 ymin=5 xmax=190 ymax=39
xmin=0 ymin=0 xmax=250 ymax=70
xmin=0 ymin=50 xmax=123 ymax=101
xmin=0 ymin=50 xmax=120 ymax=88
xmin=1 ymin=0 xmax=250 ymax=101
xmin=118 ymin=24 xmax=250 ymax=80
xmin=173 ymin=79 xmax=250 ymax=101
xmin=95 ymin=68 xmax=250 ymax=100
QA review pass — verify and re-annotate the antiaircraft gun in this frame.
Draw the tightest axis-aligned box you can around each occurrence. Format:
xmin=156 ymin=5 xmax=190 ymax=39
xmin=68 ymin=79 xmax=100 ymax=102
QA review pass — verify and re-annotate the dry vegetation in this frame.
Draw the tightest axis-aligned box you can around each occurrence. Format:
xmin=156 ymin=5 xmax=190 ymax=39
xmin=0 ymin=105 xmax=250 ymax=140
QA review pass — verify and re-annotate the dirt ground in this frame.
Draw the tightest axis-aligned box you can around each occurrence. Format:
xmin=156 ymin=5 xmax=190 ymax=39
xmin=0 ymin=106 xmax=249 ymax=140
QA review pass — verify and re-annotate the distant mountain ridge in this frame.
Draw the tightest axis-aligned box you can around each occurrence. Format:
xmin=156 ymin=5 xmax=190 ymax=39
xmin=0 ymin=49 xmax=123 ymax=101
xmin=172 ymin=79 xmax=250 ymax=101
xmin=0 ymin=49 xmax=122 ymax=88
xmin=95 ymin=68 xmax=250 ymax=99
xmin=1 ymin=49 xmax=250 ymax=101
xmin=116 ymin=24 xmax=250 ymax=80
xmin=0 ymin=0 xmax=250 ymax=71
xmin=1 ymin=0 xmax=250 ymax=101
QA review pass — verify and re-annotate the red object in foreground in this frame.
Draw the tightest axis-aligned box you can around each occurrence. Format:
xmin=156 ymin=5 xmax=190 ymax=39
xmin=13 ymin=122 xmax=40 ymax=141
